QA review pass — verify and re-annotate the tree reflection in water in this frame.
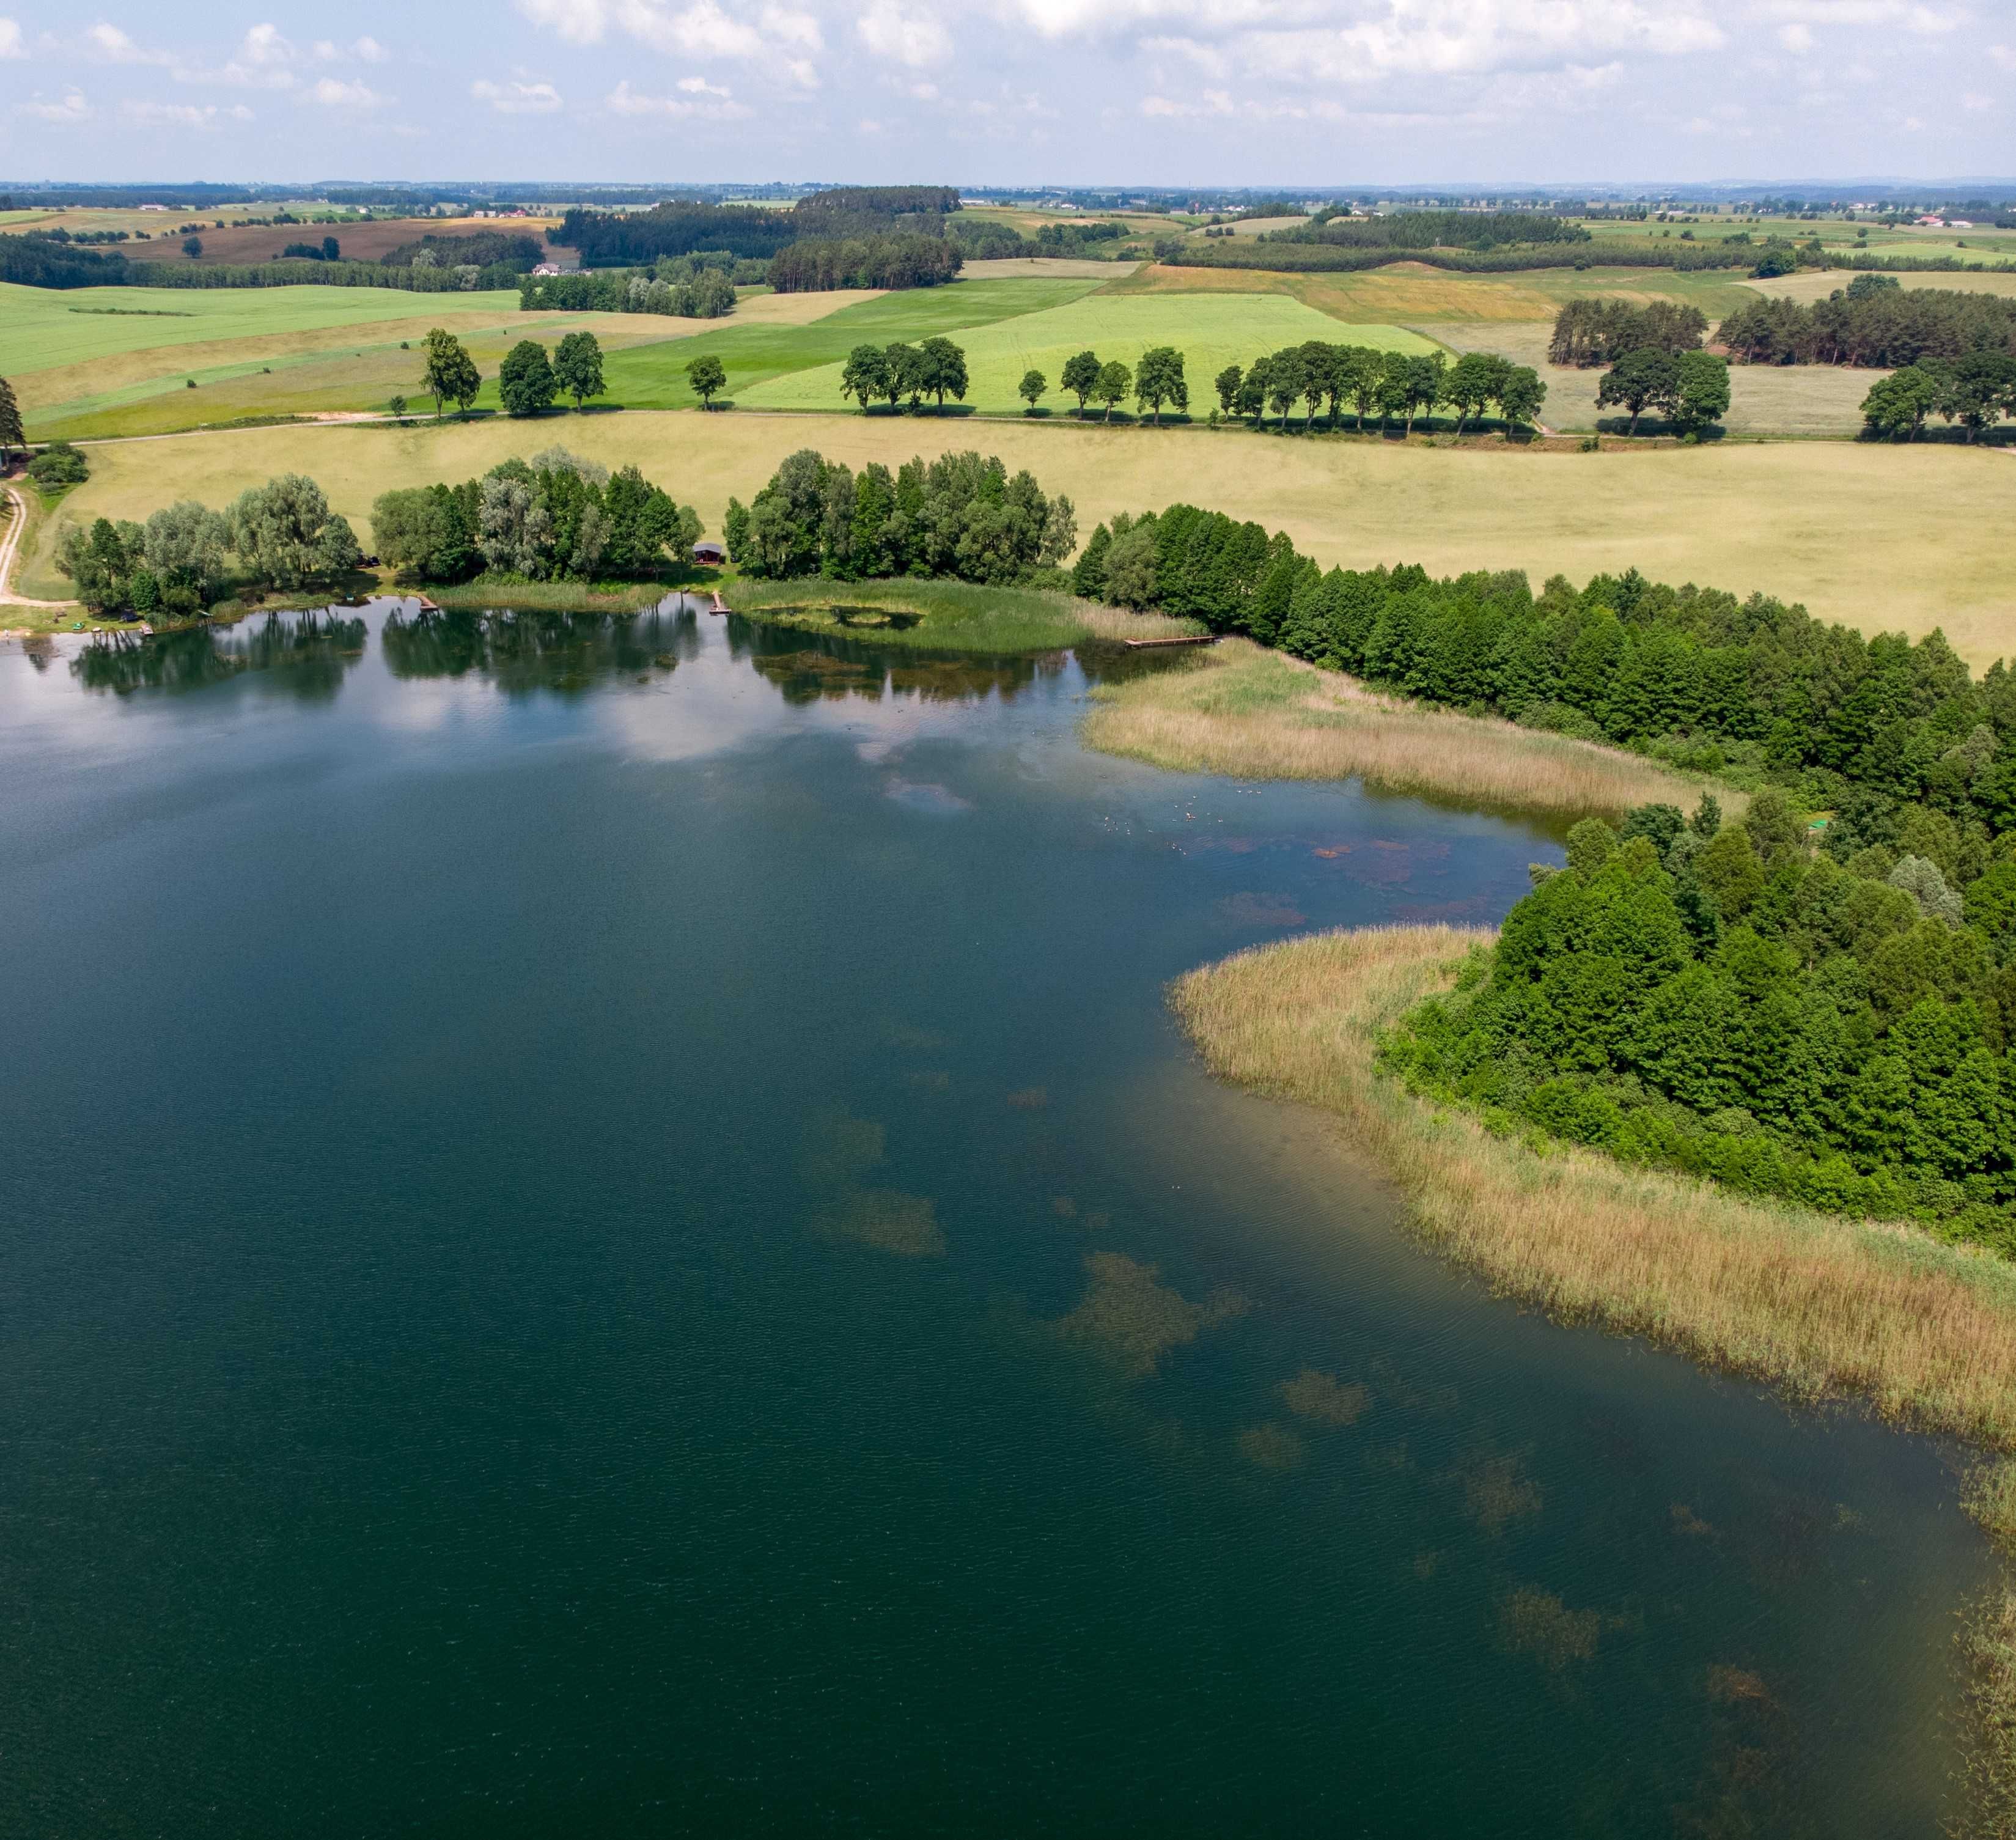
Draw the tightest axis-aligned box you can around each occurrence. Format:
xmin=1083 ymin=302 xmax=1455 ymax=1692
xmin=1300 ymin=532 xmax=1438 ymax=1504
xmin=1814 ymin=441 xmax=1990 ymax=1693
xmin=70 ymin=608 xmax=369 ymax=702
xmin=379 ymin=600 xmax=701 ymax=696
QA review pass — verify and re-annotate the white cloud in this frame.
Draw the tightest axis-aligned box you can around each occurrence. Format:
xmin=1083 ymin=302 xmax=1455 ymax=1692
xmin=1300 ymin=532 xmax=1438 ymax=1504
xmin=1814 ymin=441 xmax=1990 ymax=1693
xmin=355 ymin=35 xmax=388 ymax=61
xmin=122 ymin=99 xmax=255 ymax=127
xmin=1009 ymin=0 xmax=1725 ymax=84
xmin=311 ymin=76 xmax=389 ymax=107
xmin=605 ymin=76 xmax=752 ymax=116
xmin=88 ymin=22 xmax=171 ymax=64
xmin=313 ymin=34 xmax=388 ymax=62
xmin=677 ymin=73 xmax=732 ymax=93
xmin=0 ymin=18 xmax=23 ymax=59
xmin=1778 ymin=22 xmax=1814 ymax=48
xmin=857 ymin=0 xmax=952 ymax=67
xmin=20 ymin=88 xmax=90 ymax=121
xmin=473 ymin=77 xmax=564 ymax=111
xmin=183 ymin=23 xmax=300 ymax=88
xmin=1765 ymin=0 xmax=1962 ymax=29
xmin=519 ymin=0 xmax=823 ymax=83
xmin=1988 ymin=42 xmax=2015 ymax=68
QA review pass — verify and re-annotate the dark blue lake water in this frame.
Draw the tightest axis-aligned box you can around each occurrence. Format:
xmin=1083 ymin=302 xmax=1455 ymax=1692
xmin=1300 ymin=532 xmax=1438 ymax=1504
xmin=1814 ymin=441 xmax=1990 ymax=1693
xmin=0 ymin=599 xmax=1990 ymax=1838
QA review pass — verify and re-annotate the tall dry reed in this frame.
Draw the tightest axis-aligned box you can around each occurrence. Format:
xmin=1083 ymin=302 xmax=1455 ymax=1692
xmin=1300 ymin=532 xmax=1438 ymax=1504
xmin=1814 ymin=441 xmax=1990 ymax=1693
xmin=1171 ymin=924 xmax=2016 ymax=1446
xmin=1087 ymin=639 xmax=1732 ymax=822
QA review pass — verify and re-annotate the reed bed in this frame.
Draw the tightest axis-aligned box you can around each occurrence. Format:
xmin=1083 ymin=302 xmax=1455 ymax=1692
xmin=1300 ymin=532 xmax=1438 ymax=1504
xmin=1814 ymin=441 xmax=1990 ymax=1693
xmin=1086 ymin=639 xmax=1727 ymax=822
xmin=1170 ymin=924 xmax=2016 ymax=1446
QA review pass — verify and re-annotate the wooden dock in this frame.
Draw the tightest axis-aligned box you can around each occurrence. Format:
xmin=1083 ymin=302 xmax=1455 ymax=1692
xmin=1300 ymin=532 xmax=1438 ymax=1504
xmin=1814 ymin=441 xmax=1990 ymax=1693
xmin=413 ymin=594 xmax=441 ymax=613
xmin=1123 ymin=633 xmax=1215 ymax=649
xmin=707 ymin=591 xmax=729 ymax=616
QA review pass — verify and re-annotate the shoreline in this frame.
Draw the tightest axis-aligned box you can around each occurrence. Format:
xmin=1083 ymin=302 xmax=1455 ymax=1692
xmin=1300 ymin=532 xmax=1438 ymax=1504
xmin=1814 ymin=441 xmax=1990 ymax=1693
xmin=1169 ymin=922 xmax=2016 ymax=1833
xmin=1081 ymin=636 xmax=1736 ymax=823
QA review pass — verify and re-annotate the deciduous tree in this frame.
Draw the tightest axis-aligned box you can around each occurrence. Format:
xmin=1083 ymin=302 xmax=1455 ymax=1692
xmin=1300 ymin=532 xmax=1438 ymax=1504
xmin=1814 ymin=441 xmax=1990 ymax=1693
xmin=421 ymin=328 xmax=480 ymax=419
xmin=499 ymin=340 xmax=557 ymax=418
xmin=1061 ymin=349 xmax=1101 ymax=416
xmin=552 ymin=330 xmax=606 ymax=411
xmin=686 ymin=353 xmax=727 ymax=410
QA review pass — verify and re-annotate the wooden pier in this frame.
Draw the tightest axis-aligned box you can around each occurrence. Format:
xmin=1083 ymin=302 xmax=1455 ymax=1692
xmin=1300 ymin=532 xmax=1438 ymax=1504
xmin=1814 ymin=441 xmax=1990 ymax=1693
xmin=413 ymin=594 xmax=441 ymax=613
xmin=707 ymin=591 xmax=729 ymax=615
xmin=1122 ymin=633 xmax=1215 ymax=649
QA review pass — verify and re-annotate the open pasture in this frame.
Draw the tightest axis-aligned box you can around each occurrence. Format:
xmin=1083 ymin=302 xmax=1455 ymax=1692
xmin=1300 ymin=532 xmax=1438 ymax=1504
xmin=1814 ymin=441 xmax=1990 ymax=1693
xmin=12 ymin=285 xmax=877 ymax=440
xmin=1739 ymin=267 xmax=2016 ymax=304
xmin=21 ymin=411 xmax=2012 ymax=666
xmin=738 ymin=291 xmax=1435 ymax=416
xmin=598 ymin=274 xmax=1106 ymax=409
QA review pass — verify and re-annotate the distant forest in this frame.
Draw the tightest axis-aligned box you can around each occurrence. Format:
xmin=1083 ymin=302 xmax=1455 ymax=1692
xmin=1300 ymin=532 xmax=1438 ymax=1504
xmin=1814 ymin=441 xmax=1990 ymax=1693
xmin=1716 ymin=275 xmax=2016 ymax=367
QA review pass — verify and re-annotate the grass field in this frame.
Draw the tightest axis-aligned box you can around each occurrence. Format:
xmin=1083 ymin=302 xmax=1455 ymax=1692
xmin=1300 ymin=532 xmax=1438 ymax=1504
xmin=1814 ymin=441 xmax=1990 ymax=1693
xmin=122 ymin=216 xmax=562 ymax=266
xmin=1737 ymin=268 xmax=2016 ymax=304
xmin=9 ymin=284 xmax=882 ymax=440
xmin=20 ymin=412 xmax=2014 ymax=665
xmin=739 ymin=292 xmax=1436 ymax=415
xmin=598 ymin=275 xmax=1107 ymax=409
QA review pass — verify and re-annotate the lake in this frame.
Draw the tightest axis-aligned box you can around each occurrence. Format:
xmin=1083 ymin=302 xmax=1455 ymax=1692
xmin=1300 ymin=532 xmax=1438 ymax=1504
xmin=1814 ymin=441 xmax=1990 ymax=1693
xmin=0 ymin=598 xmax=1993 ymax=1837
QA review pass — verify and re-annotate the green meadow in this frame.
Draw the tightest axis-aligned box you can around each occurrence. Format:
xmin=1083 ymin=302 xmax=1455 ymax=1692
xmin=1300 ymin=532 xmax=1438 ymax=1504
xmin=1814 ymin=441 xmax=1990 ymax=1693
xmin=739 ymin=292 xmax=1437 ymax=416
xmin=0 ymin=281 xmax=526 ymax=373
xmin=597 ymin=274 xmax=1105 ymax=409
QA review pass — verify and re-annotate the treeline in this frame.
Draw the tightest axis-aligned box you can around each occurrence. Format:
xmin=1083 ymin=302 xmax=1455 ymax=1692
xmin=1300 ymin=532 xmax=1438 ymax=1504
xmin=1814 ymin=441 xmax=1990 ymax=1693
xmin=767 ymin=234 xmax=962 ymax=293
xmin=721 ymin=449 xmax=1074 ymax=586
xmin=556 ymin=187 xmax=962 ymax=271
xmin=378 ymin=230 xmax=544 ymax=271
xmin=131 ymin=259 xmax=526 ymax=292
xmin=1716 ymin=275 xmax=2016 ymax=366
xmin=948 ymin=218 xmax=1129 ymax=262
xmin=56 ymin=476 xmax=361 ymax=614
xmin=372 ymin=449 xmax=699 ymax=584
xmin=838 ymin=338 xmax=969 ymax=411
xmin=519 ymin=254 xmax=741 ymax=317
xmin=1286 ymin=208 xmax=1590 ymax=251
xmin=1550 ymin=300 xmax=1709 ymax=366
xmin=1164 ymin=243 xmax=1759 ymax=277
xmin=1385 ymin=794 xmax=2016 ymax=1245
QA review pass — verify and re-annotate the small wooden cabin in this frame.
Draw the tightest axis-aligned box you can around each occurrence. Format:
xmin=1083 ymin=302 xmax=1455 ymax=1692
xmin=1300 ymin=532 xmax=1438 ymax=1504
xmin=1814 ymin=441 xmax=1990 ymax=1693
xmin=691 ymin=540 xmax=727 ymax=565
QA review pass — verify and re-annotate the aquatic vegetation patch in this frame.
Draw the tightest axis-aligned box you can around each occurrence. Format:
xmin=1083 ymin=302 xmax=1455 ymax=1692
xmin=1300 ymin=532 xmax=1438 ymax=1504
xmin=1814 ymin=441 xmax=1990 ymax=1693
xmin=1056 ymin=1250 xmax=1251 ymax=1379
xmin=1237 ymin=1422 xmax=1308 ymax=1472
xmin=1495 ymin=1588 xmax=1602 ymax=1671
xmin=1278 ymin=1367 xmax=1370 ymax=1427
xmin=1462 ymin=1449 xmax=1545 ymax=1536
xmin=812 ymin=1187 xmax=947 ymax=1259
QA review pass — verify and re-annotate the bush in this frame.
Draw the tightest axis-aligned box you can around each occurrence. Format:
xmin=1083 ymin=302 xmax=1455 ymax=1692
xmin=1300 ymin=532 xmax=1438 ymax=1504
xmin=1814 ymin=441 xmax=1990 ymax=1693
xmin=27 ymin=441 xmax=89 ymax=488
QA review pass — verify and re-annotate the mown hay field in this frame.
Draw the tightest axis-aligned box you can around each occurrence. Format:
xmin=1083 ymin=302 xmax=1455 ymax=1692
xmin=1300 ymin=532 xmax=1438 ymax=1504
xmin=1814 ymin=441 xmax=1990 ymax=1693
xmin=739 ymin=292 xmax=1437 ymax=415
xmin=120 ymin=216 xmax=564 ymax=266
xmin=21 ymin=413 xmax=2014 ymax=664
xmin=1429 ymin=322 xmax=1893 ymax=436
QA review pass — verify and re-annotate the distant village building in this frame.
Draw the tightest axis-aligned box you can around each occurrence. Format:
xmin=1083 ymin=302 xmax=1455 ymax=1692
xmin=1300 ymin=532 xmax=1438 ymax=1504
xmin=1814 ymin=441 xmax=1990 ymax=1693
xmin=1917 ymin=215 xmax=1946 ymax=227
xmin=692 ymin=541 xmax=727 ymax=565
xmin=531 ymin=262 xmax=563 ymax=276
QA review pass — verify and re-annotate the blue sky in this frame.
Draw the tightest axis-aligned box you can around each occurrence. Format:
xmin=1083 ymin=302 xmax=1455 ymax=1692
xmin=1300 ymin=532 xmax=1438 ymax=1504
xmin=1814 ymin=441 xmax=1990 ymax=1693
xmin=1 ymin=2 xmax=2011 ymax=186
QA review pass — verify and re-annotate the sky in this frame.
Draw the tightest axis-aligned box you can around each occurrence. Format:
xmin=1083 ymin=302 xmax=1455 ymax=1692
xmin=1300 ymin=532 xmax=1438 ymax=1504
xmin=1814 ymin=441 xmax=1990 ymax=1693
xmin=1 ymin=2 xmax=2012 ymax=188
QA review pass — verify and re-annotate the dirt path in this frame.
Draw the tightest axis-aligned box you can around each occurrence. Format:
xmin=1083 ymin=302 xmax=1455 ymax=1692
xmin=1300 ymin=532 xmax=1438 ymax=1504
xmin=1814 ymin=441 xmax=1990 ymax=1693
xmin=0 ymin=484 xmax=71 ymax=608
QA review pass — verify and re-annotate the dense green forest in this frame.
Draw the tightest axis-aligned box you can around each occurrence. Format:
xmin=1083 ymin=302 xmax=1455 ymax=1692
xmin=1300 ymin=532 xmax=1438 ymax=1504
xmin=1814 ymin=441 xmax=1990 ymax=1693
xmin=766 ymin=234 xmax=962 ymax=292
xmin=1549 ymin=300 xmax=1709 ymax=366
xmin=1383 ymin=792 xmax=2016 ymax=1245
xmin=1716 ymin=274 xmax=2016 ymax=364
xmin=722 ymin=448 xmax=1075 ymax=584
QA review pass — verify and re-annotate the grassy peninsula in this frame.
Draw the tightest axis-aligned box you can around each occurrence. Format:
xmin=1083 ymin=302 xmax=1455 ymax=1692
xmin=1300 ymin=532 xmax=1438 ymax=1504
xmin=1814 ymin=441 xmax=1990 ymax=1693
xmin=730 ymin=576 xmax=1202 ymax=653
xmin=1084 ymin=638 xmax=1726 ymax=820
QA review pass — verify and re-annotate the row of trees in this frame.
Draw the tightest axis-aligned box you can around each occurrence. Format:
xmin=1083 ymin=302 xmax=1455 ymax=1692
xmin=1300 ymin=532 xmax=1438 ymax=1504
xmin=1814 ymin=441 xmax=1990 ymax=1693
xmin=1548 ymin=300 xmax=1710 ymax=367
xmin=55 ymin=476 xmax=361 ymax=614
xmin=722 ymin=449 xmax=1075 ymax=586
xmin=1286 ymin=209 xmax=1591 ymax=252
xmin=372 ymin=449 xmax=699 ymax=584
xmin=767 ymin=235 xmax=962 ymax=293
xmin=1860 ymin=355 xmax=2016 ymax=441
xmin=838 ymin=338 xmax=971 ymax=412
xmin=1716 ymin=275 xmax=2016 ymax=367
xmin=1213 ymin=345 xmax=1547 ymax=436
